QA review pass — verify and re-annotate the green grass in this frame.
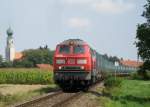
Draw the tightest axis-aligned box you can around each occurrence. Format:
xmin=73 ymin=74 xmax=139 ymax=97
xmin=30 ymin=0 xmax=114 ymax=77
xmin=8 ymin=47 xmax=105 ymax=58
xmin=0 ymin=68 xmax=53 ymax=84
xmin=99 ymin=79 xmax=150 ymax=107
xmin=0 ymin=85 xmax=57 ymax=107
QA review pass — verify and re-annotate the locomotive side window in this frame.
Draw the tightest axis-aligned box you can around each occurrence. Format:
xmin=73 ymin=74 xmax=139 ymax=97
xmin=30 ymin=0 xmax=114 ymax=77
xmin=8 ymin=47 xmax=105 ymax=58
xmin=73 ymin=45 xmax=85 ymax=54
xmin=59 ymin=45 xmax=70 ymax=54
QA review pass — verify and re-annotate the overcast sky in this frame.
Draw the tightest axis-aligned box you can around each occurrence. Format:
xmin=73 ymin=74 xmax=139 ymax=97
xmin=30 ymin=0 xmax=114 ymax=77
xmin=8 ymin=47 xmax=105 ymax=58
xmin=0 ymin=0 xmax=146 ymax=60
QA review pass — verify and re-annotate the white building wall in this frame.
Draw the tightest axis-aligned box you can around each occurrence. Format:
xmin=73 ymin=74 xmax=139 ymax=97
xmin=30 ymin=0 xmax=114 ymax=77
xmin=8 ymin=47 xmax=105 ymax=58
xmin=5 ymin=37 xmax=15 ymax=61
xmin=10 ymin=47 xmax=15 ymax=61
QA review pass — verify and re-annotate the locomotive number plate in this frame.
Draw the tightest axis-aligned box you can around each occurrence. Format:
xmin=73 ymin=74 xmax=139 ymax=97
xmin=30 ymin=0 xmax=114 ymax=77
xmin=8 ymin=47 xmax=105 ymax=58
xmin=68 ymin=59 xmax=75 ymax=64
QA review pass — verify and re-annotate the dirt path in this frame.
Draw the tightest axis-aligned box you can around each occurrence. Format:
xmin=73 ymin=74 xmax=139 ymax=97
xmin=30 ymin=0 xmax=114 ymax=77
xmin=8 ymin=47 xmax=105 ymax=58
xmin=0 ymin=84 xmax=49 ymax=95
xmin=65 ymin=82 xmax=104 ymax=107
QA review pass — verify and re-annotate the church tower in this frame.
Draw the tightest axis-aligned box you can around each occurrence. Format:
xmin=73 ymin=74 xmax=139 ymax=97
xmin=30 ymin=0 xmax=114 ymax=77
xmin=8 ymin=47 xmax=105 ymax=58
xmin=5 ymin=27 xmax=15 ymax=61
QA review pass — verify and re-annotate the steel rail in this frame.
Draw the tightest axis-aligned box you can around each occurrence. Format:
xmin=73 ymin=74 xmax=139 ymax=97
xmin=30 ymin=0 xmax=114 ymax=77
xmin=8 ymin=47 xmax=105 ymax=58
xmin=52 ymin=92 xmax=83 ymax=107
xmin=14 ymin=90 xmax=62 ymax=107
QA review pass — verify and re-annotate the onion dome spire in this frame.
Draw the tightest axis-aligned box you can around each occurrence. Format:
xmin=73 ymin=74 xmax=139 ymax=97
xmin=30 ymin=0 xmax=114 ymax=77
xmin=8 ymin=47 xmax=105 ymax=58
xmin=7 ymin=27 xmax=13 ymax=36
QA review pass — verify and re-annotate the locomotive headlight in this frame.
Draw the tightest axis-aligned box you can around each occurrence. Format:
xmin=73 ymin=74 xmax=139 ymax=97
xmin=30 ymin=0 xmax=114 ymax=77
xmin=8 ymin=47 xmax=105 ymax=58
xmin=56 ymin=59 xmax=65 ymax=64
xmin=59 ymin=66 xmax=62 ymax=70
xmin=81 ymin=66 xmax=84 ymax=70
xmin=77 ymin=59 xmax=87 ymax=64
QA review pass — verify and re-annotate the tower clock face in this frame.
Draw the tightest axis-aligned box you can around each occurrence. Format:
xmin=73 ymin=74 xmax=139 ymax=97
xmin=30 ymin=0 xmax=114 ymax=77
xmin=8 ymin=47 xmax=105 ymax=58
xmin=10 ymin=40 xmax=13 ymax=44
xmin=7 ymin=39 xmax=13 ymax=45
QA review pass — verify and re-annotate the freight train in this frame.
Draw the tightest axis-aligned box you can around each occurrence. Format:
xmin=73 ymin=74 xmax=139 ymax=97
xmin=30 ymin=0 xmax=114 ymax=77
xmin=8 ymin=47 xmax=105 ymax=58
xmin=53 ymin=39 xmax=137 ymax=90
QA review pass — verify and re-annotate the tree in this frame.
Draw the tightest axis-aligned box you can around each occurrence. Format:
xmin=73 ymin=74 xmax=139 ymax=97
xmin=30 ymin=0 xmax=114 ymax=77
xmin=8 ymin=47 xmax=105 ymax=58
xmin=109 ymin=56 xmax=120 ymax=63
xmin=0 ymin=55 xmax=2 ymax=63
xmin=0 ymin=55 xmax=14 ymax=68
xmin=0 ymin=61 xmax=13 ymax=68
xmin=9 ymin=47 xmax=54 ymax=68
xmin=22 ymin=48 xmax=54 ymax=67
xmin=103 ymin=54 xmax=109 ymax=60
xmin=136 ymin=0 xmax=150 ymax=79
xmin=0 ymin=55 xmax=3 ymax=67
xmin=13 ymin=59 xmax=34 ymax=68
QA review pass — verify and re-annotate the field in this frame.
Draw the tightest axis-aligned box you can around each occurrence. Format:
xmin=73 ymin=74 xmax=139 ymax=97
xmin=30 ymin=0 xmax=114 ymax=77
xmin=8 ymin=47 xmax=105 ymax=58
xmin=0 ymin=68 xmax=53 ymax=84
xmin=99 ymin=79 xmax=150 ymax=107
xmin=0 ymin=68 xmax=56 ymax=107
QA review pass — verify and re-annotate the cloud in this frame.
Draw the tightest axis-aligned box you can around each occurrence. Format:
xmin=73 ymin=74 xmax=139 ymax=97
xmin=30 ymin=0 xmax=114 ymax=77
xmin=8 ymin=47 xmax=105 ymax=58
xmin=67 ymin=17 xmax=90 ymax=28
xmin=62 ymin=0 xmax=135 ymax=14
xmin=92 ymin=0 xmax=135 ymax=14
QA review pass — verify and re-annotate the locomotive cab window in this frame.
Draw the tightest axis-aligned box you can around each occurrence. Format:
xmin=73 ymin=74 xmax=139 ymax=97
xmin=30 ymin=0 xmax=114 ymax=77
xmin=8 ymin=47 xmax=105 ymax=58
xmin=73 ymin=45 xmax=85 ymax=54
xmin=59 ymin=45 xmax=70 ymax=54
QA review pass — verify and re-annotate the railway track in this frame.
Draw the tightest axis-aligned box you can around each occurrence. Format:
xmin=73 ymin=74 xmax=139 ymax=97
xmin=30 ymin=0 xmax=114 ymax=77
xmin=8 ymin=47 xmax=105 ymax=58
xmin=14 ymin=82 xmax=103 ymax=107
xmin=52 ymin=91 xmax=83 ymax=107
xmin=14 ymin=88 xmax=83 ymax=107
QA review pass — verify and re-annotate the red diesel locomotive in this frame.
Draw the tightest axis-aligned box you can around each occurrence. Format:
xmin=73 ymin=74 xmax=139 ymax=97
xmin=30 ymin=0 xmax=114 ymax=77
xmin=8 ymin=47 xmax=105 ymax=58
xmin=53 ymin=39 xmax=102 ymax=89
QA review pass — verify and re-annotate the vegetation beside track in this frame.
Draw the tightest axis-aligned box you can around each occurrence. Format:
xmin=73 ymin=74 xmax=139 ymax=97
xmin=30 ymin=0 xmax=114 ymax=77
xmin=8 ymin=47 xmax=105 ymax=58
xmin=0 ymin=68 xmax=53 ymax=84
xmin=0 ymin=84 xmax=57 ymax=107
xmin=99 ymin=78 xmax=150 ymax=107
xmin=131 ymin=71 xmax=150 ymax=80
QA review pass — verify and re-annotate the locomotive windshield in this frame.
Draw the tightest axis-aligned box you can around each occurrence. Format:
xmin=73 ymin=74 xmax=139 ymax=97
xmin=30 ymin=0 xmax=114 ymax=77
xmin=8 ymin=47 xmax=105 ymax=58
xmin=59 ymin=45 xmax=85 ymax=54
xmin=73 ymin=45 xmax=85 ymax=54
xmin=59 ymin=45 xmax=70 ymax=54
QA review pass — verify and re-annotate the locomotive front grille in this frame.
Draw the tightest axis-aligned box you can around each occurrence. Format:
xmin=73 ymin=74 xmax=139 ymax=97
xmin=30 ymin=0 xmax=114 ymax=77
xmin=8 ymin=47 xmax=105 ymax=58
xmin=61 ymin=66 xmax=82 ymax=71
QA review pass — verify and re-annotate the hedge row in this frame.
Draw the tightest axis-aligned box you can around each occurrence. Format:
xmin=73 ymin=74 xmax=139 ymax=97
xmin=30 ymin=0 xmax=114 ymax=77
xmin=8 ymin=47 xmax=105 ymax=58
xmin=0 ymin=68 xmax=53 ymax=84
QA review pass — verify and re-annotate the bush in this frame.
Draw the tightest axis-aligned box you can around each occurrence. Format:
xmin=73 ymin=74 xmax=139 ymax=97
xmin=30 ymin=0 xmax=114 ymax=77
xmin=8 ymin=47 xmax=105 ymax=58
xmin=0 ymin=62 xmax=13 ymax=68
xmin=13 ymin=60 xmax=34 ymax=68
xmin=104 ymin=77 xmax=122 ymax=88
xmin=0 ymin=68 xmax=53 ymax=84
xmin=131 ymin=71 xmax=150 ymax=80
xmin=130 ymin=72 xmax=142 ymax=80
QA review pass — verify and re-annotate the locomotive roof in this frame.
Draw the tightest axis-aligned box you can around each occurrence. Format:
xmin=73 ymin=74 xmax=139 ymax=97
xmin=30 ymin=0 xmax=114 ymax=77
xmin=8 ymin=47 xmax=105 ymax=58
xmin=59 ymin=39 xmax=88 ymax=45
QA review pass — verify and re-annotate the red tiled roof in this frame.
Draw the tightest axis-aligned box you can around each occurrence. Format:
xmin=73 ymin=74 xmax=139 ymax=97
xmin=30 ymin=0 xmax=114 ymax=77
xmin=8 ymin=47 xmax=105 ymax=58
xmin=120 ymin=60 xmax=143 ymax=68
xmin=15 ymin=52 xmax=23 ymax=60
xmin=36 ymin=64 xmax=53 ymax=71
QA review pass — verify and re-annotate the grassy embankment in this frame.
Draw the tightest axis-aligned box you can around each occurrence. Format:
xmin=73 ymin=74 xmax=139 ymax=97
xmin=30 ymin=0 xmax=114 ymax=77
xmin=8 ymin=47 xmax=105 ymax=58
xmin=99 ymin=77 xmax=150 ymax=107
xmin=0 ymin=68 xmax=56 ymax=107
xmin=0 ymin=85 xmax=56 ymax=107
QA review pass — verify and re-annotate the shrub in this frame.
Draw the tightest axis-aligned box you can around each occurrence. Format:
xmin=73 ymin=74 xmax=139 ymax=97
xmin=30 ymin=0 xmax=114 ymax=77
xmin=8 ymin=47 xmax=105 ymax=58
xmin=131 ymin=71 xmax=150 ymax=80
xmin=130 ymin=72 xmax=142 ymax=80
xmin=104 ymin=77 xmax=122 ymax=88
